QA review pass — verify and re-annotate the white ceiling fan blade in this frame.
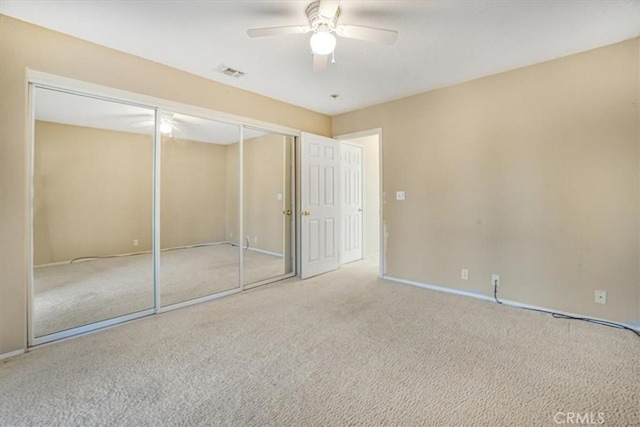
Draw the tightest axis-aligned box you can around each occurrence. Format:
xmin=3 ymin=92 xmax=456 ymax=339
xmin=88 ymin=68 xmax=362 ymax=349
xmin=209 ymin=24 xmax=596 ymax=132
xmin=130 ymin=120 xmax=154 ymax=128
xmin=336 ymin=24 xmax=398 ymax=44
xmin=313 ymin=53 xmax=329 ymax=72
xmin=247 ymin=25 xmax=311 ymax=38
xmin=318 ymin=0 xmax=340 ymax=19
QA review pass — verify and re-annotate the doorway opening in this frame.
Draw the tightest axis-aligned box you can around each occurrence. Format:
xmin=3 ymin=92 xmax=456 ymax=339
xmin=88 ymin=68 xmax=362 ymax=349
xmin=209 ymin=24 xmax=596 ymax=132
xmin=337 ymin=129 xmax=383 ymax=277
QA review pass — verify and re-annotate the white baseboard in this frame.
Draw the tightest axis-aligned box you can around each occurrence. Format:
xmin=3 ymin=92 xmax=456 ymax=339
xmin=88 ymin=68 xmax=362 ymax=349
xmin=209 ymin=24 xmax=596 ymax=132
xmin=383 ymin=275 xmax=640 ymax=333
xmin=0 ymin=349 xmax=25 ymax=360
xmin=383 ymin=275 xmax=495 ymax=302
xmin=246 ymin=247 xmax=284 ymax=258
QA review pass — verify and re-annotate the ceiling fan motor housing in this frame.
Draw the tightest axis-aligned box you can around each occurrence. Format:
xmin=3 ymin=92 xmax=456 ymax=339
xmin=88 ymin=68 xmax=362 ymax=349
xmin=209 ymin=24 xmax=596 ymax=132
xmin=306 ymin=0 xmax=340 ymax=32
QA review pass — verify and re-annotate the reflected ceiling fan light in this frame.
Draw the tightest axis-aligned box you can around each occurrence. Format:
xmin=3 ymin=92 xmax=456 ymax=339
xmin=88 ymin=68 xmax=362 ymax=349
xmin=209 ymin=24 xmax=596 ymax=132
xmin=310 ymin=31 xmax=336 ymax=55
xmin=160 ymin=123 xmax=172 ymax=134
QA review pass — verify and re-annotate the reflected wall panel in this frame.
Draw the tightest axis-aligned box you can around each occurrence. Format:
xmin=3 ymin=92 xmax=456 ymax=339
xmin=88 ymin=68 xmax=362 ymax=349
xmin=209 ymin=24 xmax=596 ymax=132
xmin=159 ymin=114 xmax=240 ymax=306
xmin=242 ymin=129 xmax=294 ymax=286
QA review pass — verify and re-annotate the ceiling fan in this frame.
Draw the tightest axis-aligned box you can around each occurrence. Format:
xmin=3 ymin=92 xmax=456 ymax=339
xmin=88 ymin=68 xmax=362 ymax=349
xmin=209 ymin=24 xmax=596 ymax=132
xmin=247 ymin=0 xmax=398 ymax=72
xmin=130 ymin=113 xmax=184 ymax=136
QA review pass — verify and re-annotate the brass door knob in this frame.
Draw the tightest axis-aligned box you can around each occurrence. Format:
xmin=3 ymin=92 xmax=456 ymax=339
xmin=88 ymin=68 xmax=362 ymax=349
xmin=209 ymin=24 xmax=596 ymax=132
xmin=283 ymin=209 xmax=292 ymax=216
xmin=358 ymin=208 xmax=363 ymax=212
xmin=302 ymin=210 xmax=311 ymax=216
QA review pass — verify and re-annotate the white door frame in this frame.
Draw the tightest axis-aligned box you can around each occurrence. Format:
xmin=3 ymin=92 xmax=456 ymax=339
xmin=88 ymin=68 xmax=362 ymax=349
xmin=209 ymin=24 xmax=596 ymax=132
xmin=335 ymin=128 xmax=384 ymax=278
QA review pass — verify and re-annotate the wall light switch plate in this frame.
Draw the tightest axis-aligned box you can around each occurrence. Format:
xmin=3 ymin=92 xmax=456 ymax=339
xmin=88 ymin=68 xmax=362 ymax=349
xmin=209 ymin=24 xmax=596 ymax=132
xmin=461 ymin=269 xmax=469 ymax=280
xmin=396 ymin=191 xmax=405 ymax=201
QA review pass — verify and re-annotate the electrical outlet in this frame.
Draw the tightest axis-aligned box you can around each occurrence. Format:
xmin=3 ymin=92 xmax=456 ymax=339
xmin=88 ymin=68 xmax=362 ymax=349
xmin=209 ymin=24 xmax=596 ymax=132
xmin=396 ymin=191 xmax=405 ymax=201
xmin=492 ymin=274 xmax=500 ymax=288
xmin=594 ymin=290 xmax=607 ymax=304
xmin=133 ymin=239 xmax=139 ymax=246
xmin=461 ymin=269 xmax=469 ymax=280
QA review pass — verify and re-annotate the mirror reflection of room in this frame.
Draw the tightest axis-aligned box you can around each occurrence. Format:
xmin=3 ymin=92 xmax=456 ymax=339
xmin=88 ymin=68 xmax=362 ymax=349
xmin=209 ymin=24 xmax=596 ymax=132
xmin=32 ymin=88 xmax=155 ymax=338
xmin=159 ymin=114 xmax=241 ymax=306
xmin=32 ymin=89 xmax=297 ymax=340
xmin=242 ymin=128 xmax=294 ymax=287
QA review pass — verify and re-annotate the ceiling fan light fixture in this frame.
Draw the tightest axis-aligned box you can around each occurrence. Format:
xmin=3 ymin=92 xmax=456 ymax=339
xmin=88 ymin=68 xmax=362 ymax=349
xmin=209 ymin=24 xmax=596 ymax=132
xmin=160 ymin=123 xmax=172 ymax=134
xmin=310 ymin=31 xmax=336 ymax=55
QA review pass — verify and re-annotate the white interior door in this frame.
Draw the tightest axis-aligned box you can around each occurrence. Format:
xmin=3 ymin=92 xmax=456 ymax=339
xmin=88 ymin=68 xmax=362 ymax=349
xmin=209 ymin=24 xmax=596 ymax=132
xmin=300 ymin=132 xmax=340 ymax=279
xmin=340 ymin=142 xmax=363 ymax=264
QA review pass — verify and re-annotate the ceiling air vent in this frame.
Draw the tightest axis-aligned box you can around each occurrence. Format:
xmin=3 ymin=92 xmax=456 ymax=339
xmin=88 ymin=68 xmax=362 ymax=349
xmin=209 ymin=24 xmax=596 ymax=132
xmin=214 ymin=64 xmax=245 ymax=78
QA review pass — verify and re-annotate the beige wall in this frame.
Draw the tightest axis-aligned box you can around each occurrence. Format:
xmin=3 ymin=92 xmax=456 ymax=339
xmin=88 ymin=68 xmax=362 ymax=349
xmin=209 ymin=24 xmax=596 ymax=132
xmin=0 ymin=14 xmax=330 ymax=355
xmin=333 ymin=38 xmax=640 ymax=325
xmin=34 ymin=121 xmax=153 ymax=265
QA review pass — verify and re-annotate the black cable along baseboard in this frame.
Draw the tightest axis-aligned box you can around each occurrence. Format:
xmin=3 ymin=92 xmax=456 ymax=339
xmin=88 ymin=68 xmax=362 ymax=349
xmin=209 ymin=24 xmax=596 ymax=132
xmin=493 ymin=282 xmax=640 ymax=338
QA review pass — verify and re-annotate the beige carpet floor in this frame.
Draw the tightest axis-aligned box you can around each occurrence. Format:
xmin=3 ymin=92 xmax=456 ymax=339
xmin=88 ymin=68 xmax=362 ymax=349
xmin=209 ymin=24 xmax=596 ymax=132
xmin=34 ymin=244 xmax=287 ymax=337
xmin=4 ymin=257 xmax=639 ymax=426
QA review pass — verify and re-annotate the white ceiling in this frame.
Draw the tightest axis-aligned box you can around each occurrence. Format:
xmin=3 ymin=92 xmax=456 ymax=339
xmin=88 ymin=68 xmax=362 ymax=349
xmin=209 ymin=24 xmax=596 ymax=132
xmin=3 ymin=0 xmax=640 ymax=116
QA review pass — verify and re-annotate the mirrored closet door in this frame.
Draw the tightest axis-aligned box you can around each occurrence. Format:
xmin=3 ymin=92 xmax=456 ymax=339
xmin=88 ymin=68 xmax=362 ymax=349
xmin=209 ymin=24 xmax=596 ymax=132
xmin=242 ymin=128 xmax=295 ymax=287
xmin=159 ymin=114 xmax=241 ymax=306
xmin=32 ymin=87 xmax=156 ymax=341
xmin=30 ymin=83 xmax=298 ymax=346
